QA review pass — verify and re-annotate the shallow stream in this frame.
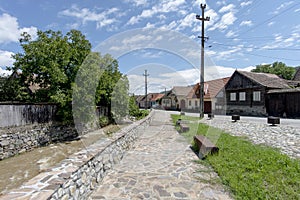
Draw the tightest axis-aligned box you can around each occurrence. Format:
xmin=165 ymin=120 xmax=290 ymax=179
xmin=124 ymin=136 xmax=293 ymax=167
xmin=0 ymin=125 xmax=122 ymax=195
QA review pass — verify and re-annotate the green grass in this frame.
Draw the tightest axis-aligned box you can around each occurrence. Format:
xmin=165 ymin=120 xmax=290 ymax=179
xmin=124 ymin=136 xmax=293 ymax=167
xmin=171 ymin=114 xmax=300 ymax=200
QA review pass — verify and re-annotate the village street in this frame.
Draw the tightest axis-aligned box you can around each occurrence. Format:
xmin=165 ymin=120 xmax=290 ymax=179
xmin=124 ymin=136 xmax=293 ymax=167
xmin=90 ymin=110 xmax=232 ymax=200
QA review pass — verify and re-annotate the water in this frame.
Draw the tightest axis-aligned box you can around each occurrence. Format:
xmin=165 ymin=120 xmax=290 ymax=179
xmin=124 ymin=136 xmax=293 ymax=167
xmin=0 ymin=125 xmax=122 ymax=195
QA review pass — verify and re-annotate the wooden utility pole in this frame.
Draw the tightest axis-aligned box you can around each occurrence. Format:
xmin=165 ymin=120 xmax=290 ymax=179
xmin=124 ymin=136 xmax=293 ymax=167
xmin=196 ymin=4 xmax=210 ymax=118
xmin=143 ymin=70 xmax=149 ymax=109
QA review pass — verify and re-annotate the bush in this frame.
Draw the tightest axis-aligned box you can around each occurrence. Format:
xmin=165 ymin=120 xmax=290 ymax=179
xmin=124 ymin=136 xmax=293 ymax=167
xmin=99 ymin=116 xmax=110 ymax=127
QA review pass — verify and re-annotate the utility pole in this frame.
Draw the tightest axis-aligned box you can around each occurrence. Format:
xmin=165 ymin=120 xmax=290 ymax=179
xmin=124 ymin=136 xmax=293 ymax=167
xmin=196 ymin=4 xmax=210 ymax=118
xmin=143 ymin=69 xmax=149 ymax=109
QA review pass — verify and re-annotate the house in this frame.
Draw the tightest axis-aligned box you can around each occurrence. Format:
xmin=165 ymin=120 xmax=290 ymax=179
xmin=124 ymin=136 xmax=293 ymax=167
xmin=267 ymin=88 xmax=300 ymax=118
xmin=150 ymin=93 xmax=164 ymax=107
xmin=225 ymin=70 xmax=290 ymax=116
xmin=134 ymin=95 xmax=144 ymax=108
xmin=185 ymin=77 xmax=230 ymax=114
xmin=161 ymin=86 xmax=193 ymax=110
xmin=293 ymin=67 xmax=300 ymax=81
xmin=136 ymin=93 xmax=164 ymax=109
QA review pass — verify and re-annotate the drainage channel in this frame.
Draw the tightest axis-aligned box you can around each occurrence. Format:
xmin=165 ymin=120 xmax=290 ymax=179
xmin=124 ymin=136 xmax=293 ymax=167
xmin=0 ymin=124 xmax=124 ymax=195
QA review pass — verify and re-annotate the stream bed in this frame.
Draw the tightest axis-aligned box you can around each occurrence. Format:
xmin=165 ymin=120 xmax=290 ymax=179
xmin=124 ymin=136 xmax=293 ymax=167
xmin=0 ymin=125 xmax=122 ymax=195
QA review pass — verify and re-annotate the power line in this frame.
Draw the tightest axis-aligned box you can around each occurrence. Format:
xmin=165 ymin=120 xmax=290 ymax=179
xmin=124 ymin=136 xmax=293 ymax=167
xmin=242 ymin=52 xmax=300 ymax=62
xmin=211 ymin=42 xmax=300 ymax=51
xmin=238 ymin=2 xmax=300 ymax=37
xmin=210 ymin=44 xmax=300 ymax=62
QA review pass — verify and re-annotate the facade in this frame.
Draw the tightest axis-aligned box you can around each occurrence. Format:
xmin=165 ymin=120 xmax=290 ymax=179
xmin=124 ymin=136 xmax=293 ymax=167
xmin=225 ymin=70 xmax=290 ymax=116
xmin=186 ymin=77 xmax=230 ymax=114
xmin=267 ymin=88 xmax=300 ymax=118
xmin=161 ymin=86 xmax=193 ymax=110
xmin=136 ymin=93 xmax=164 ymax=109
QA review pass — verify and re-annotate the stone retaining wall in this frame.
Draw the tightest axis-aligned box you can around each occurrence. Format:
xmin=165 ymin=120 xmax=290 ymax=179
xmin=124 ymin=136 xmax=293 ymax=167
xmin=0 ymin=124 xmax=77 ymax=160
xmin=0 ymin=111 xmax=153 ymax=200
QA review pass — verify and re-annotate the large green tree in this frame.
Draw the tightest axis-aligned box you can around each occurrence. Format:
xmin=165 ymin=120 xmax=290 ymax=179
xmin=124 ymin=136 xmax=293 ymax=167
xmin=12 ymin=29 xmax=92 ymax=121
xmin=251 ymin=61 xmax=296 ymax=80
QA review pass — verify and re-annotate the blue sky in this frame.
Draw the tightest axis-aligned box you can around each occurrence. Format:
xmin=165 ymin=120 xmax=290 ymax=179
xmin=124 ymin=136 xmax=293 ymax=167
xmin=0 ymin=0 xmax=299 ymax=94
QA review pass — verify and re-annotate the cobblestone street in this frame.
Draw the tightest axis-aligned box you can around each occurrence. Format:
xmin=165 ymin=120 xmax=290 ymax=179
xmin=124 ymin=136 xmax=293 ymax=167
xmin=90 ymin=110 xmax=232 ymax=200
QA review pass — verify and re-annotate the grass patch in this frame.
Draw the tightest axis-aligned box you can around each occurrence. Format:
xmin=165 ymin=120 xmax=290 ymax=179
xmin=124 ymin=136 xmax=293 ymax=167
xmin=171 ymin=114 xmax=300 ymax=200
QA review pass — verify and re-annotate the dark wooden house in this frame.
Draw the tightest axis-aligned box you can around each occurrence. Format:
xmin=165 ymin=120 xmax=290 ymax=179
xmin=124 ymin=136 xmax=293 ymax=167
xmin=225 ymin=70 xmax=290 ymax=116
xmin=267 ymin=88 xmax=300 ymax=118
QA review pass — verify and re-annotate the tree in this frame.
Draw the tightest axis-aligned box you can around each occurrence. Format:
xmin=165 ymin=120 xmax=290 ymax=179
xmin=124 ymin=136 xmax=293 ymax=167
xmin=251 ymin=61 xmax=296 ymax=80
xmin=0 ymin=73 xmax=30 ymax=102
xmin=111 ymin=75 xmax=129 ymax=122
xmin=12 ymin=29 xmax=91 ymax=121
xmin=95 ymin=54 xmax=123 ymax=115
xmin=72 ymin=52 xmax=129 ymax=129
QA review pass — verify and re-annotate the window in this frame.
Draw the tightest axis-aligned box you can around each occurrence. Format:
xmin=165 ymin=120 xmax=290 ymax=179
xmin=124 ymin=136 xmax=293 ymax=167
xmin=195 ymin=100 xmax=198 ymax=106
xmin=189 ymin=100 xmax=191 ymax=106
xmin=239 ymin=92 xmax=246 ymax=101
xmin=253 ymin=91 xmax=261 ymax=101
xmin=230 ymin=93 xmax=236 ymax=101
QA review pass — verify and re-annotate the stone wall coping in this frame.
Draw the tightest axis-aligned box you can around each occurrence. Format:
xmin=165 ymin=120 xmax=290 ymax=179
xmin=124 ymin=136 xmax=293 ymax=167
xmin=0 ymin=110 xmax=154 ymax=200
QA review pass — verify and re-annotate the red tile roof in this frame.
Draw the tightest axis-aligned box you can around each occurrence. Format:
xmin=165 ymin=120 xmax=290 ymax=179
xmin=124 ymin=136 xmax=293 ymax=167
xmin=187 ymin=77 xmax=230 ymax=99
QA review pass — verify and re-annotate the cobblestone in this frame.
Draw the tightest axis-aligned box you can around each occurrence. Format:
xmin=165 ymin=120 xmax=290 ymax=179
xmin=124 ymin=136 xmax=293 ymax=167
xmin=201 ymin=116 xmax=300 ymax=159
xmin=90 ymin=110 xmax=232 ymax=200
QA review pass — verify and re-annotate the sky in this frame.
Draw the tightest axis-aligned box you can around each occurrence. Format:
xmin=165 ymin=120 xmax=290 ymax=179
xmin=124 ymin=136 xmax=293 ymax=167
xmin=0 ymin=0 xmax=299 ymax=94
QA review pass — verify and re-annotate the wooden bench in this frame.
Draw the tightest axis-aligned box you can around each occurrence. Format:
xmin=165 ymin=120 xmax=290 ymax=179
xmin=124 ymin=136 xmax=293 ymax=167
xmin=179 ymin=123 xmax=189 ymax=132
xmin=208 ymin=113 xmax=214 ymax=119
xmin=232 ymin=115 xmax=240 ymax=122
xmin=194 ymin=135 xmax=219 ymax=158
xmin=267 ymin=116 xmax=280 ymax=126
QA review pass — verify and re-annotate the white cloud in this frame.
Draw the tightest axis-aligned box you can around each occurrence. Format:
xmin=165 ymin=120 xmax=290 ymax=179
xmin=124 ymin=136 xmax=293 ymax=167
xmin=0 ymin=13 xmax=38 ymax=43
xmin=240 ymin=20 xmax=253 ymax=26
xmin=193 ymin=0 xmax=207 ymax=7
xmin=216 ymin=1 xmax=226 ymax=6
xmin=209 ymin=11 xmax=236 ymax=31
xmin=225 ymin=30 xmax=237 ymax=38
xmin=268 ymin=21 xmax=275 ymax=26
xmin=59 ymin=5 xmax=119 ymax=29
xmin=240 ymin=1 xmax=252 ymax=7
xmin=123 ymin=0 xmax=148 ymax=7
xmin=177 ymin=13 xmax=196 ymax=30
xmin=128 ymin=64 xmax=257 ymax=94
xmin=219 ymin=4 xmax=235 ymax=13
xmin=272 ymin=1 xmax=294 ymax=14
xmin=161 ymin=21 xmax=178 ymax=30
xmin=193 ymin=8 xmax=219 ymax=33
xmin=295 ymin=8 xmax=300 ymax=12
xmin=126 ymin=0 xmax=186 ymax=25
xmin=0 ymin=50 xmax=14 ymax=67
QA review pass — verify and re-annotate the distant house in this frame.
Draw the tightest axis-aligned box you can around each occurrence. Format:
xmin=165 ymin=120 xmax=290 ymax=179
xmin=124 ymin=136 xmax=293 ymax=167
xmin=136 ymin=93 xmax=164 ymax=109
xmin=135 ymin=95 xmax=144 ymax=108
xmin=225 ymin=70 xmax=290 ymax=116
xmin=150 ymin=93 xmax=164 ymax=107
xmin=185 ymin=77 xmax=230 ymax=114
xmin=161 ymin=86 xmax=193 ymax=110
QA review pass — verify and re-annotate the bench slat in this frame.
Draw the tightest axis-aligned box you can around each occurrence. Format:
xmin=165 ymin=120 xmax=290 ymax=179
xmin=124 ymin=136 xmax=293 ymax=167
xmin=194 ymin=135 xmax=219 ymax=158
xmin=179 ymin=124 xmax=189 ymax=132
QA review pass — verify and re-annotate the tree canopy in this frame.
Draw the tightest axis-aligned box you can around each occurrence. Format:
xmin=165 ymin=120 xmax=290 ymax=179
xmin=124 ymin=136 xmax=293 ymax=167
xmin=10 ymin=29 xmax=92 ymax=121
xmin=6 ymin=29 xmax=130 ymax=124
xmin=251 ymin=61 xmax=296 ymax=80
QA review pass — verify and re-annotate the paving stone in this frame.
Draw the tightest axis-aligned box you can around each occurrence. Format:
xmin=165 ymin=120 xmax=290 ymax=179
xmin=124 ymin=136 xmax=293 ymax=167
xmin=90 ymin=110 xmax=232 ymax=200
